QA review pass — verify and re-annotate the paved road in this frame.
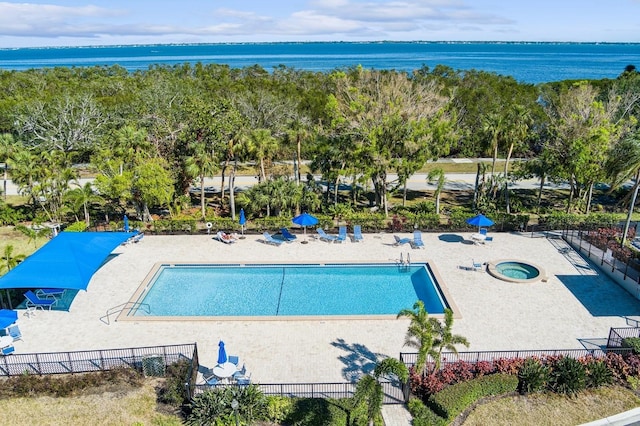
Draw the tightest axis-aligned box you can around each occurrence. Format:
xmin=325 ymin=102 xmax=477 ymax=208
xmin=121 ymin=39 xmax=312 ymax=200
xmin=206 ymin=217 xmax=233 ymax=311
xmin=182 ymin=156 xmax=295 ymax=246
xmin=2 ymin=171 xmax=562 ymax=197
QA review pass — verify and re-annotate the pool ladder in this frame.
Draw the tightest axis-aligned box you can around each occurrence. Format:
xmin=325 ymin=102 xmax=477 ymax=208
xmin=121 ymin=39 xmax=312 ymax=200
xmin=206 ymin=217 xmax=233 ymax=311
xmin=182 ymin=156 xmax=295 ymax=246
xmin=399 ymin=252 xmax=411 ymax=271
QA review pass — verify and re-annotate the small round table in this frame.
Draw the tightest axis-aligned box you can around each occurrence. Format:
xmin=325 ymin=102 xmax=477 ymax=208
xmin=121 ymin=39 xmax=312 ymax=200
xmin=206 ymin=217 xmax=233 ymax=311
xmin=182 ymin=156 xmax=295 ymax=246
xmin=212 ymin=362 xmax=237 ymax=379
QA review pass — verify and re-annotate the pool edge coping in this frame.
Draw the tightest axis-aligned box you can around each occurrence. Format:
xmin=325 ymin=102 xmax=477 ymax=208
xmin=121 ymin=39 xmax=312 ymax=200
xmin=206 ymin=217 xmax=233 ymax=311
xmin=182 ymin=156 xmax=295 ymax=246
xmin=116 ymin=260 xmax=458 ymax=322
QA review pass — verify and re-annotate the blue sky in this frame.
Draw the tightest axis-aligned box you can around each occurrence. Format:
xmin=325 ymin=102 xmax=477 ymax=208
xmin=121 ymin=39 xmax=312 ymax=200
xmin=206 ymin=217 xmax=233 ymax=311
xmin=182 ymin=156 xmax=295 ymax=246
xmin=0 ymin=0 xmax=638 ymax=48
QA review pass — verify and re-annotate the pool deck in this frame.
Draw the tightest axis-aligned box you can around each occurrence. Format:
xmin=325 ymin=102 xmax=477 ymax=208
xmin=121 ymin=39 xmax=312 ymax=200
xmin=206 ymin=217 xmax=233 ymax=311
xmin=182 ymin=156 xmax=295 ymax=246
xmin=13 ymin=231 xmax=640 ymax=386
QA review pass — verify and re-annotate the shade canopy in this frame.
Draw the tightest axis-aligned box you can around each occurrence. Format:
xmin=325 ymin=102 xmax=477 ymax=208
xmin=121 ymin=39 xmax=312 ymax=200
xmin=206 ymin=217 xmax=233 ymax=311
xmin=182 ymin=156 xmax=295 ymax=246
xmin=0 ymin=309 xmax=18 ymax=329
xmin=239 ymin=209 xmax=246 ymax=226
xmin=466 ymin=214 xmax=494 ymax=230
xmin=0 ymin=231 xmax=133 ymax=291
xmin=217 ymin=340 xmax=228 ymax=364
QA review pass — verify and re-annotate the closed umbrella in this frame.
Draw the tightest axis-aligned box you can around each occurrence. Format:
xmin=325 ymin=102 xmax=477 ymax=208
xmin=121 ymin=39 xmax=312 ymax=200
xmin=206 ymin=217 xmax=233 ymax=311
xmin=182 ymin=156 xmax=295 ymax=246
xmin=217 ymin=340 xmax=228 ymax=364
xmin=292 ymin=212 xmax=319 ymax=236
xmin=239 ymin=208 xmax=246 ymax=235
xmin=0 ymin=309 xmax=18 ymax=329
xmin=123 ymin=214 xmax=130 ymax=232
xmin=466 ymin=214 xmax=494 ymax=232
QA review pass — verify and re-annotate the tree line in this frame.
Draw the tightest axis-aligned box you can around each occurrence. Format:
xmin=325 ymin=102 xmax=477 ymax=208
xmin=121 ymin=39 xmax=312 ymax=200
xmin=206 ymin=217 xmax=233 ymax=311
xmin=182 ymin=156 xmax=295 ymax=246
xmin=0 ymin=62 xmax=639 ymax=226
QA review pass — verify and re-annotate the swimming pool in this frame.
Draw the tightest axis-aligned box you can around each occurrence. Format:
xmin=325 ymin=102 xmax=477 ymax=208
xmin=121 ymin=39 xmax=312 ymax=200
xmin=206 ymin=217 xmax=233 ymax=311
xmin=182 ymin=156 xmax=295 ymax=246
xmin=124 ymin=262 xmax=451 ymax=319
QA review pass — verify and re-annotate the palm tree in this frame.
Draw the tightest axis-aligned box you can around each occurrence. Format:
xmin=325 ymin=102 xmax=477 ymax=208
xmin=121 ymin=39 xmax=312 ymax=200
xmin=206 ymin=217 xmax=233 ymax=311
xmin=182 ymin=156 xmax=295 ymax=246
xmin=0 ymin=245 xmax=26 ymax=274
xmin=0 ymin=133 xmax=17 ymax=201
xmin=431 ymin=308 xmax=470 ymax=371
xmin=15 ymin=224 xmax=51 ymax=248
xmin=185 ymin=143 xmax=219 ymax=220
xmin=427 ymin=168 xmax=446 ymax=215
xmin=246 ymin=128 xmax=278 ymax=183
xmin=396 ymin=300 xmax=440 ymax=375
xmin=65 ymin=181 xmax=104 ymax=227
xmin=353 ymin=357 xmax=409 ymax=426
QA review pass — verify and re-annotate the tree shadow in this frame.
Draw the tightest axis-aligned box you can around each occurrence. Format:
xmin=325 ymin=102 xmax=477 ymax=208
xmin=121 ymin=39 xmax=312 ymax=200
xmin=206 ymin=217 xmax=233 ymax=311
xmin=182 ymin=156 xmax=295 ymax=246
xmin=331 ymin=338 xmax=385 ymax=382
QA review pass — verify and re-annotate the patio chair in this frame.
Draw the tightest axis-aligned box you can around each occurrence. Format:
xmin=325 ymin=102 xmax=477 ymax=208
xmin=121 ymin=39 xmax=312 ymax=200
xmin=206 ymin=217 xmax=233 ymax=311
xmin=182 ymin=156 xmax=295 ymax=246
xmin=352 ymin=225 xmax=364 ymax=242
xmin=484 ymin=236 xmax=493 ymax=242
xmin=262 ymin=232 xmax=284 ymax=246
xmin=316 ymin=228 xmax=338 ymax=243
xmin=411 ymin=230 xmax=425 ymax=249
xmin=280 ymin=228 xmax=297 ymax=242
xmin=236 ymin=372 xmax=252 ymax=386
xmin=393 ymin=235 xmax=412 ymax=246
xmin=1 ymin=345 xmax=14 ymax=356
xmin=216 ymin=231 xmax=237 ymax=244
xmin=479 ymin=228 xmax=488 ymax=236
xmin=204 ymin=374 xmax=219 ymax=386
xmin=472 ymin=259 xmax=484 ymax=272
xmin=228 ymin=355 xmax=240 ymax=366
xmin=233 ymin=364 xmax=247 ymax=380
xmin=36 ymin=288 xmax=65 ymax=300
xmin=336 ymin=226 xmax=347 ymax=243
xmin=6 ymin=324 xmax=21 ymax=342
xmin=24 ymin=290 xmax=57 ymax=311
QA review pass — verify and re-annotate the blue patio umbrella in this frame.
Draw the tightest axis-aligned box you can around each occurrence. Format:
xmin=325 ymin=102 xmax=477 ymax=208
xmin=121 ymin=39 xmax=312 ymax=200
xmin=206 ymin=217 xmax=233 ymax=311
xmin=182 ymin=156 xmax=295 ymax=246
xmin=292 ymin=212 xmax=319 ymax=236
xmin=123 ymin=214 xmax=130 ymax=232
xmin=466 ymin=214 xmax=494 ymax=232
xmin=217 ymin=340 xmax=228 ymax=364
xmin=239 ymin=208 xmax=246 ymax=235
xmin=0 ymin=309 xmax=18 ymax=329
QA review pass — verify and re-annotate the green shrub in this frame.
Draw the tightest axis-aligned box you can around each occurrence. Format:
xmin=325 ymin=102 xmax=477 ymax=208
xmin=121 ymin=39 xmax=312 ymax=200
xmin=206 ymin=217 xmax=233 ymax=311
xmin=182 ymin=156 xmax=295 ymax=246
xmin=517 ymin=358 xmax=549 ymax=394
xmin=548 ymin=357 xmax=586 ymax=395
xmin=186 ymin=385 xmax=268 ymax=426
xmin=623 ymin=337 xmax=640 ymax=354
xmin=65 ymin=221 xmax=87 ymax=232
xmin=428 ymin=373 xmax=518 ymax=420
xmin=407 ymin=397 xmax=447 ymax=426
xmin=586 ymin=360 xmax=613 ymax=388
xmin=266 ymin=396 xmax=294 ymax=424
xmin=158 ymin=359 xmax=191 ymax=406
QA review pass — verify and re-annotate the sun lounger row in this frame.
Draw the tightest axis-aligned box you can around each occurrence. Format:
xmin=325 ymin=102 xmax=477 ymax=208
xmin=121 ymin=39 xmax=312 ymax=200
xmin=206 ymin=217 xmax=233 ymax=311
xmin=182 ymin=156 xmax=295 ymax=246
xmin=317 ymin=226 xmax=364 ymax=243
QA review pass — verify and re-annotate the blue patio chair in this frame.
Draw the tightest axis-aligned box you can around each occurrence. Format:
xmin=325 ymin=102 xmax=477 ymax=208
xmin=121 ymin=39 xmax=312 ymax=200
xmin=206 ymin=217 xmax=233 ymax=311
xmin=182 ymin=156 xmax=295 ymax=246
xmin=484 ymin=236 xmax=493 ymax=242
xmin=280 ymin=228 xmax=297 ymax=242
xmin=24 ymin=290 xmax=57 ymax=311
xmin=412 ymin=230 xmax=425 ymax=249
xmin=479 ymin=228 xmax=488 ymax=236
xmin=233 ymin=364 xmax=247 ymax=379
xmin=7 ymin=324 xmax=21 ymax=342
xmin=316 ymin=228 xmax=338 ymax=243
xmin=472 ymin=259 xmax=484 ymax=271
xmin=352 ymin=225 xmax=364 ymax=242
xmin=1 ymin=345 xmax=14 ymax=356
xmin=36 ymin=288 xmax=65 ymax=300
xmin=336 ymin=226 xmax=347 ymax=243
xmin=262 ymin=232 xmax=284 ymax=246
xmin=228 ymin=355 xmax=240 ymax=366
xmin=204 ymin=374 xmax=219 ymax=386
xmin=393 ymin=235 xmax=412 ymax=246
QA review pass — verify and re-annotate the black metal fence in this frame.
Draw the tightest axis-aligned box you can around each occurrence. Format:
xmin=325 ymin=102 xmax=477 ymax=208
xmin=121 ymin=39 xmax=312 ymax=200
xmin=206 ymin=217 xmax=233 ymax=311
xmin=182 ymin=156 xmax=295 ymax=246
xmin=192 ymin=380 xmax=406 ymax=405
xmin=399 ymin=346 xmax=633 ymax=371
xmin=0 ymin=343 xmax=196 ymax=377
xmin=608 ymin=327 xmax=640 ymax=349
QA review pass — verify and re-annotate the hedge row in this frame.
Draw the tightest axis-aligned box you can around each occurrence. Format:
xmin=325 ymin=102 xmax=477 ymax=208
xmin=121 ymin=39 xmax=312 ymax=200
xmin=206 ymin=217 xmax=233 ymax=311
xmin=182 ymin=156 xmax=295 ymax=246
xmin=426 ymin=373 xmax=518 ymax=421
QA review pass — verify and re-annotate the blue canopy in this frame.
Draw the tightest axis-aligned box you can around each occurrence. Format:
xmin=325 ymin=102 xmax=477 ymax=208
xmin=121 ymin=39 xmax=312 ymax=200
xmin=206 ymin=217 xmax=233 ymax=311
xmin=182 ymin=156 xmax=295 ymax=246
xmin=0 ymin=232 xmax=133 ymax=291
xmin=239 ymin=209 xmax=246 ymax=226
xmin=0 ymin=309 xmax=18 ymax=329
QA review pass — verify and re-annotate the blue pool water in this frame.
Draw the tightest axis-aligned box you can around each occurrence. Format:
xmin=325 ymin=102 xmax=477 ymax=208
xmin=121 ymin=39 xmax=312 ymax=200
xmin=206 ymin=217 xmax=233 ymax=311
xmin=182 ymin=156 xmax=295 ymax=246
xmin=130 ymin=263 xmax=448 ymax=317
xmin=496 ymin=262 xmax=540 ymax=280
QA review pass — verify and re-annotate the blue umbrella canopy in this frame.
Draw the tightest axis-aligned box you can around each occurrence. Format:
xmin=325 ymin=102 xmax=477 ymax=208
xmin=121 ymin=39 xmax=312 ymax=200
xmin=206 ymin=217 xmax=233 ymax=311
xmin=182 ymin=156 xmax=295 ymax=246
xmin=466 ymin=214 xmax=494 ymax=231
xmin=239 ymin=209 xmax=246 ymax=226
xmin=123 ymin=214 xmax=130 ymax=232
xmin=0 ymin=309 xmax=18 ymax=329
xmin=292 ymin=212 xmax=319 ymax=235
xmin=217 ymin=340 xmax=228 ymax=364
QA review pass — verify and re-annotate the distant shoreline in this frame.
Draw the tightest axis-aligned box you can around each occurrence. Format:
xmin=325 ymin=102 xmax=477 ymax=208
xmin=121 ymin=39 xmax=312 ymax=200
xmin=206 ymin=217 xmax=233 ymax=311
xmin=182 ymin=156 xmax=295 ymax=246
xmin=2 ymin=40 xmax=639 ymax=51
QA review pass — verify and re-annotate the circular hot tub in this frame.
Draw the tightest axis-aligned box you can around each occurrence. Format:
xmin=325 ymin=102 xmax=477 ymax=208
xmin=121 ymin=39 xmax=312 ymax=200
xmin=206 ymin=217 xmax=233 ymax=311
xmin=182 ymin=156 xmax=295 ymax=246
xmin=487 ymin=260 xmax=546 ymax=283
